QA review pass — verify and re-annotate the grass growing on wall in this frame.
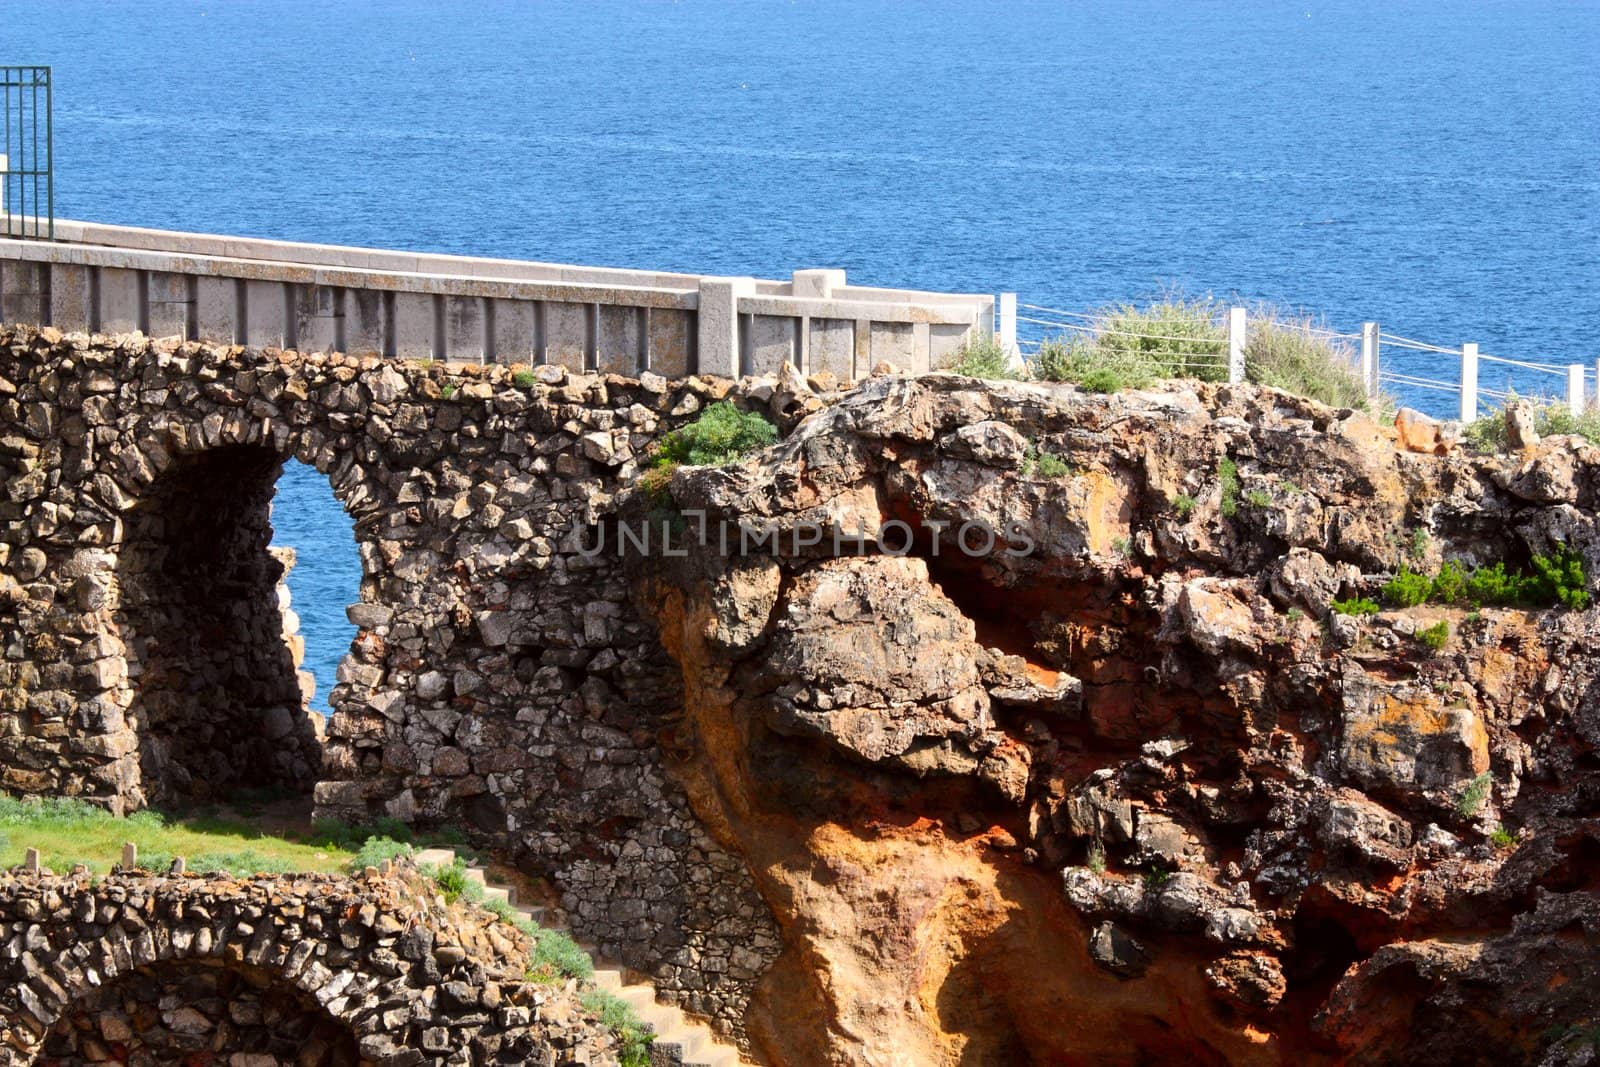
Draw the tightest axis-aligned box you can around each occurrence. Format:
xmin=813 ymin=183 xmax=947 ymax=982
xmin=1462 ymin=397 xmax=1600 ymax=452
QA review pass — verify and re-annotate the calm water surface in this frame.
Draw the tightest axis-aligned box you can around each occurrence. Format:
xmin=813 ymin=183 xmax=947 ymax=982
xmin=6 ymin=0 xmax=1596 ymax=705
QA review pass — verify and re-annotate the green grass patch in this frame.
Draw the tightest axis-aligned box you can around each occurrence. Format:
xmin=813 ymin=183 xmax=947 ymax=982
xmin=0 ymin=796 xmax=358 ymax=876
xmin=1490 ymin=825 xmax=1516 ymax=850
xmin=439 ymin=383 xmax=457 ymax=399
xmin=1171 ymin=493 xmax=1196 ymax=518
xmin=1331 ymin=597 xmax=1381 ymax=617
xmin=580 ymin=989 xmax=654 ymax=1067
xmin=1218 ymin=458 xmax=1240 ymax=518
xmin=511 ymin=370 xmax=537 ymax=389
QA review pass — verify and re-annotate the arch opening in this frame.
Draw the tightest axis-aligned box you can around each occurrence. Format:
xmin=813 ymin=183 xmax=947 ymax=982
xmin=38 ymin=959 xmax=361 ymax=1065
xmin=116 ymin=445 xmax=324 ymax=805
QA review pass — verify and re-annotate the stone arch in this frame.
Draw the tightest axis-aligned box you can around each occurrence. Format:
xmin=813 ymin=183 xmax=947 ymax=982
xmin=99 ymin=406 xmax=389 ymax=807
xmin=36 ymin=957 xmax=361 ymax=1066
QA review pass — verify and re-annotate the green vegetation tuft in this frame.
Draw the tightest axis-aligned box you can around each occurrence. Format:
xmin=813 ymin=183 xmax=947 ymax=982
xmin=1381 ymin=566 xmax=1433 ymax=608
xmin=1243 ymin=488 xmax=1272 ymax=509
xmin=511 ymin=370 xmax=537 ymax=389
xmin=1463 ymin=397 xmax=1600 ymax=453
xmin=1490 ymin=825 xmax=1517 ymax=850
xmin=1379 ymin=547 xmax=1590 ymax=612
xmin=1417 ymin=619 xmax=1450 ymax=653
xmin=580 ymin=989 xmax=654 ymax=1067
xmin=1243 ymin=312 xmax=1375 ymax=413
xmin=1218 ymin=458 xmax=1240 ymax=518
xmin=350 ymin=836 xmax=413 ymax=871
xmin=1331 ymin=597 xmax=1381 ymax=617
xmin=943 ymin=334 xmax=1024 ymax=380
xmin=1022 ymin=445 xmax=1071 ymax=478
xmin=1086 ymin=841 xmax=1106 ymax=875
xmin=422 ymin=856 xmax=482 ymax=906
xmin=439 ymin=383 xmax=457 ymax=399
xmin=1170 ymin=493 xmax=1197 ymax=519
xmin=654 ymin=401 xmax=777 ymax=468
xmin=1457 ymin=772 xmax=1493 ymax=818
xmin=1527 ymin=544 xmax=1593 ymax=610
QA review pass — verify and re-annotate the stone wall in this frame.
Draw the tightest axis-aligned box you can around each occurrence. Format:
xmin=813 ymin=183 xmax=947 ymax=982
xmin=0 ymin=326 xmax=780 ymax=1046
xmin=0 ymin=865 xmax=620 ymax=1065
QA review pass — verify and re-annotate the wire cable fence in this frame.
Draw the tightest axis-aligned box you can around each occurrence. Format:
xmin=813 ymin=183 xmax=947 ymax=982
xmin=996 ymin=294 xmax=1598 ymax=424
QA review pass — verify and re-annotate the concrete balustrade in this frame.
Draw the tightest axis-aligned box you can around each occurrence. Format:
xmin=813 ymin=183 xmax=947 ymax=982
xmin=0 ymin=218 xmax=993 ymax=378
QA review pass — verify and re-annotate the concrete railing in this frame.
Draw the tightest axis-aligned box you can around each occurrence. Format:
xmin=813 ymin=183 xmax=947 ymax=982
xmin=0 ymin=218 xmax=993 ymax=379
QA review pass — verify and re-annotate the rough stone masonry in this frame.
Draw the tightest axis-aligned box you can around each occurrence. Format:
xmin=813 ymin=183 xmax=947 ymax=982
xmin=0 ymin=326 xmax=783 ymax=1048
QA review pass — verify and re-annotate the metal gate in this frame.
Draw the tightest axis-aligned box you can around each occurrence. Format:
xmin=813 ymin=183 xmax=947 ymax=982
xmin=1 ymin=66 xmax=52 ymax=239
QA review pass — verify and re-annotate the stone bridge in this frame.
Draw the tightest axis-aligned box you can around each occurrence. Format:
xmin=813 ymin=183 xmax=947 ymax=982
xmin=0 ymin=325 xmax=784 ymax=1046
xmin=0 ymin=866 xmax=617 ymax=1065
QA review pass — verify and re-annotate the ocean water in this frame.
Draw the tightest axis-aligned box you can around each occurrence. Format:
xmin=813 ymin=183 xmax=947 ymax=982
xmin=6 ymin=0 xmax=1597 ymax=707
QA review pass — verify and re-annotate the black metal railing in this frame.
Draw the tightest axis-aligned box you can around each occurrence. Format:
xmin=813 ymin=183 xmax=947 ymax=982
xmin=2 ymin=65 xmax=53 ymax=239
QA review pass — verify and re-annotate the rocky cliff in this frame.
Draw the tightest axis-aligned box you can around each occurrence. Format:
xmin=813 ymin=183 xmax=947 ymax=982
xmin=633 ymin=373 xmax=1600 ymax=1066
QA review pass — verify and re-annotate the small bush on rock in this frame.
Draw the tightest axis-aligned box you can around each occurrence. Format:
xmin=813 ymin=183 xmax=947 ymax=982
xmin=1417 ymin=620 xmax=1450 ymax=653
xmin=580 ymin=989 xmax=653 ymax=1067
xmin=943 ymin=335 xmax=1023 ymax=380
xmin=1382 ymin=566 xmax=1433 ymax=608
xmin=654 ymin=401 xmax=777 ymax=468
xmin=1331 ymin=597 xmax=1380 ymax=617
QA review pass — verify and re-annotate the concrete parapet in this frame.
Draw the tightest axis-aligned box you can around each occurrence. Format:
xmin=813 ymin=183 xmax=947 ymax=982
xmin=0 ymin=217 xmax=994 ymax=379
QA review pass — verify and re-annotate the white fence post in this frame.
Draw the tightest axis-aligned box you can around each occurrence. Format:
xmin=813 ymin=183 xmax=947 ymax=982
xmin=1569 ymin=364 xmax=1587 ymax=415
xmin=1227 ymin=306 xmax=1247 ymax=384
xmin=1459 ymin=343 xmax=1479 ymax=424
xmin=1360 ymin=322 xmax=1379 ymax=397
xmin=998 ymin=292 xmax=1017 ymax=355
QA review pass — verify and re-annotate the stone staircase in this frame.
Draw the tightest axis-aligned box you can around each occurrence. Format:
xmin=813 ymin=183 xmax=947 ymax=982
xmin=412 ymin=848 xmax=744 ymax=1067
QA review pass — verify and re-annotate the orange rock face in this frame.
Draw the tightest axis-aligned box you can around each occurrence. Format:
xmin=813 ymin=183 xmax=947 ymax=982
xmin=635 ymin=376 xmax=1600 ymax=1065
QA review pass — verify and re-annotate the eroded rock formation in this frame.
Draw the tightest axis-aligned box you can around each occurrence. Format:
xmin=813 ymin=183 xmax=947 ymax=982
xmin=635 ymin=373 xmax=1600 ymax=1065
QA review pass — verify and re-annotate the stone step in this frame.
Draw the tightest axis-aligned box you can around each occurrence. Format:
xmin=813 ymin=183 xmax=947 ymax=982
xmin=419 ymin=848 xmax=749 ymax=1065
xmin=411 ymin=847 xmax=457 ymax=868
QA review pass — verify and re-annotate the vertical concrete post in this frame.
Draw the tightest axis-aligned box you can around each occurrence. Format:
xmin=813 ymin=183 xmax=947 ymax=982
xmin=1227 ymin=307 xmax=1247 ymax=384
xmin=998 ymin=293 xmax=1018 ymax=355
xmin=121 ymin=842 xmax=138 ymax=870
xmin=791 ymin=269 xmax=845 ymax=298
xmin=696 ymin=277 xmax=754 ymax=378
xmin=1360 ymin=322 xmax=1380 ymax=397
xmin=1460 ymin=343 xmax=1479 ymax=425
xmin=1568 ymin=364 xmax=1586 ymax=415
xmin=24 ymin=847 xmax=39 ymax=873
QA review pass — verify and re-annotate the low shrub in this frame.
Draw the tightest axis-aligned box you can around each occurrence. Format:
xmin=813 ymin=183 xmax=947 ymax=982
xmin=1381 ymin=566 xmax=1432 ymax=608
xmin=1023 ymin=446 xmax=1071 ymax=478
xmin=350 ymin=836 xmax=412 ymax=871
xmin=1527 ymin=544 xmax=1592 ymax=610
xmin=1457 ymin=772 xmax=1492 ymax=818
xmin=1430 ymin=560 xmax=1469 ymax=604
xmin=943 ymin=335 xmax=1023 ymax=380
xmin=1490 ymin=825 xmax=1517 ymax=849
xmin=654 ymin=402 xmax=777 ymax=468
xmin=511 ymin=370 xmax=536 ymax=389
xmin=1171 ymin=493 xmax=1197 ymax=518
xmin=1417 ymin=619 xmax=1450 ymax=653
xmin=1331 ymin=597 xmax=1380 ymax=617
xmin=1463 ymin=397 xmax=1600 ymax=453
xmin=1243 ymin=312 xmax=1375 ymax=413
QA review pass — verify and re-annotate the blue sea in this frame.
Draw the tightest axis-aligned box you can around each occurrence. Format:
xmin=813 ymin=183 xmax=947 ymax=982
xmin=6 ymin=0 xmax=1597 ymax=708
